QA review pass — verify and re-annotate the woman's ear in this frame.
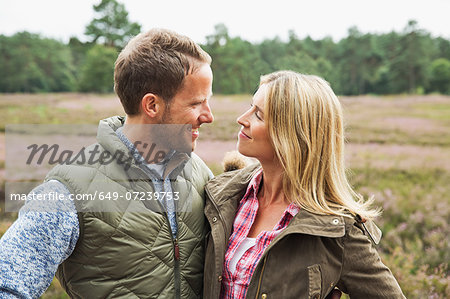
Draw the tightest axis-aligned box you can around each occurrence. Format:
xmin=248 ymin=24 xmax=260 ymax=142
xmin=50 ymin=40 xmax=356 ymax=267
xmin=141 ymin=93 xmax=165 ymax=118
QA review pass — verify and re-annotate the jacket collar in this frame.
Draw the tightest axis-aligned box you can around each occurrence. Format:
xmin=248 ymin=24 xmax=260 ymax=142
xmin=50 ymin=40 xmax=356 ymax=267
xmin=282 ymin=210 xmax=345 ymax=238
xmin=97 ymin=116 xmax=189 ymax=179
xmin=206 ymin=163 xmax=261 ymax=206
xmin=206 ymin=163 xmax=345 ymax=239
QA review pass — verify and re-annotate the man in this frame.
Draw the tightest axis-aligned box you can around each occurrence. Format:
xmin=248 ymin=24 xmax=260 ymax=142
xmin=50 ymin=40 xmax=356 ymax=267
xmin=0 ymin=28 xmax=214 ymax=298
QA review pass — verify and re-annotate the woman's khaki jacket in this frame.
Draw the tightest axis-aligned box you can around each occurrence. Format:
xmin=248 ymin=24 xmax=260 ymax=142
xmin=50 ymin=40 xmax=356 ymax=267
xmin=203 ymin=163 xmax=405 ymax=299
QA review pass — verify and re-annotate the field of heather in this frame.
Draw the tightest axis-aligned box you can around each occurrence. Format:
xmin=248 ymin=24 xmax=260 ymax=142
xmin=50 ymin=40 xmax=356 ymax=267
xmin=0 ymin=93 xmax=449 ymax=298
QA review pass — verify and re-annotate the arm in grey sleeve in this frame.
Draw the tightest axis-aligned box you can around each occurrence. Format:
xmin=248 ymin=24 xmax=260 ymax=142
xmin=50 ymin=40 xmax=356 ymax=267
xmin=0 ymin=180 xmax=79 ymax=298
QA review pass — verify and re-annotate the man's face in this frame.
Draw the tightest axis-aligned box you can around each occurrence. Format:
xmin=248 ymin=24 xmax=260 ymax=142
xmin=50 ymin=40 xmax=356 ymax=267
xmin=162 ymin=63 xmax=214 ymax=151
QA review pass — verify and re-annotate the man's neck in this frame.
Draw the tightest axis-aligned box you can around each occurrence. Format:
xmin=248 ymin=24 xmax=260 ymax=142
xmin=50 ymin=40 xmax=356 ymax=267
xmin=121 ymin=116 xmax=171 ymax=164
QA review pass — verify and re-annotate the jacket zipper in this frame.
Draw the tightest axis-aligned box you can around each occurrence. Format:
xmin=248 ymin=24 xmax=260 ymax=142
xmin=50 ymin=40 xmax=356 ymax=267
xmin=173 ymin=187 xmax=181 ymax=299
xmin=134 ymin=165 xmax=182 ymax=297
xmin=174 ymin=237 xmax=180 ymax=260
xmin=173 ymin=237 xmax=181 ymax=298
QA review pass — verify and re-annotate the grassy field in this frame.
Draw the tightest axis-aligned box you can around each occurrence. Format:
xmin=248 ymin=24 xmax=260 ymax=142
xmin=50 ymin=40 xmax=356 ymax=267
xmin=0 ymin=93 xmax=449 ymax=298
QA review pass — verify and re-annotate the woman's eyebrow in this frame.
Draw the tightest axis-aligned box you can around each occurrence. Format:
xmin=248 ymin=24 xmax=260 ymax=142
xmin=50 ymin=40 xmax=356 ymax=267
xmin=251 ymin=102 xmax=264 ymax=115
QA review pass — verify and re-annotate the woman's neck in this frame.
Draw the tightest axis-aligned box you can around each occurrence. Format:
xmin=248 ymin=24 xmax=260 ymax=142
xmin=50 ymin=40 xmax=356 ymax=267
xmin=258 ymin=159 xmax=288 ymax=208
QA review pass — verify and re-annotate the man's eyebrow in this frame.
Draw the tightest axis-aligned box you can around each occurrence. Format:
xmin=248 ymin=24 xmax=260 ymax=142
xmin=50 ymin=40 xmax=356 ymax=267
xmin=192 ymin=94 xmax=212 ymax=102
xmin=200 ymin=92 xmax=213 ymax=101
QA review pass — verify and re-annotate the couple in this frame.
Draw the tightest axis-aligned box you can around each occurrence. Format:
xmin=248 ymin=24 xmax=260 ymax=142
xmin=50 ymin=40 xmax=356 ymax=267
xmin=0 ymin=29 xmax=405 ymax=298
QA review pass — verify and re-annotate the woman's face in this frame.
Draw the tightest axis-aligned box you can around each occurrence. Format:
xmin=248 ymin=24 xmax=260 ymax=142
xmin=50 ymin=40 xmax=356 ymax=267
xmin=237 ymin=84 xmax=275 ymax=162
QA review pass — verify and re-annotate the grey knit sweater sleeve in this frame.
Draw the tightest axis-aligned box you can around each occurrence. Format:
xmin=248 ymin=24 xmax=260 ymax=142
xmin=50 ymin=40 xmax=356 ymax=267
xmin=0 ymin=180 xmax=79 ymax=298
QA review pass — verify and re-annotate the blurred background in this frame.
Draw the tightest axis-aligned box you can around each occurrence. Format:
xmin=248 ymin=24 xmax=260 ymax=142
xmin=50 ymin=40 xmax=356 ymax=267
xmin=0 ymin=0 xmax=449 ymax=298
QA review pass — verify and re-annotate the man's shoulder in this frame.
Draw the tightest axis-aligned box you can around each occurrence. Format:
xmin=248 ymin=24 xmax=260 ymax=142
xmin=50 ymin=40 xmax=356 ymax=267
xmin=45 ymin=162 xmax=99 ymax=191
xmin=190 ymin=152 xmax=213 ymax=180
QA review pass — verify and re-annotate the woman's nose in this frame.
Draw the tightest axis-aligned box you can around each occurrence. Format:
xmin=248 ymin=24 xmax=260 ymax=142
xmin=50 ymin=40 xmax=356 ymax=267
xmin=237 ymin=109 xmax=251 ymax=126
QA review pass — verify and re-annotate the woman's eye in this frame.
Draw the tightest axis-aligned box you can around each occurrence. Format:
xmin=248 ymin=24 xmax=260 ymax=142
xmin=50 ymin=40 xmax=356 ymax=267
xmin=250 ymin=103 xmax=263 ymax=121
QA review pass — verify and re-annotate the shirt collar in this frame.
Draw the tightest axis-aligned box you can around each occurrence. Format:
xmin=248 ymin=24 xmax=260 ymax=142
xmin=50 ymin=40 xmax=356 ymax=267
xmin=285 ymin=202 xmax=300 ymax=218
xmin=241 ymin=168 xmax=263 ymax=203
xmin=115 ymin=127 xmax=189 ymax=179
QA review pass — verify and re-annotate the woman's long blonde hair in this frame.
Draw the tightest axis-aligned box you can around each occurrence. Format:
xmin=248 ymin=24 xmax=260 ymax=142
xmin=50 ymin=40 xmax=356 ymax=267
xmin=262 ymin=70 xmax=380 ymax=220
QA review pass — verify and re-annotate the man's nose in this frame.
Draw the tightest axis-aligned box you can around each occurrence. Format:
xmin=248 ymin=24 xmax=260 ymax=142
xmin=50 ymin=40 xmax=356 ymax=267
xmin=199 ymin=102 xmax=214 ymax=123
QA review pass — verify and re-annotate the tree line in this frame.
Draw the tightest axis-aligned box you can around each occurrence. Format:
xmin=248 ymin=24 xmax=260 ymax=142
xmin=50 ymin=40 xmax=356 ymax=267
xmin=205 ymin=21 xmax=450 ymax=95
xmin=0 ymin=0 xmax=449 ymax=95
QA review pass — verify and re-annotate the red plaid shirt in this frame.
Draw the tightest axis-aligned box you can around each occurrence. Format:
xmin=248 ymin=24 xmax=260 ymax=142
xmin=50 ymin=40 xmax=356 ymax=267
xmin=221 ymin=169 xmax=300 ymax=299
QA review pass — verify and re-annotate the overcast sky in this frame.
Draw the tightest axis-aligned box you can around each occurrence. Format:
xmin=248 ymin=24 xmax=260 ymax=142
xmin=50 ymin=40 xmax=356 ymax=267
xmin=0 ymin=0 xmax=448 ymax=44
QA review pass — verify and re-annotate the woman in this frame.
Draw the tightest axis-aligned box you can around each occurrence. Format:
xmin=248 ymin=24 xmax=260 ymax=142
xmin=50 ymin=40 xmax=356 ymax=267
xmin=203 ymin=71 xmax=405 ymax=298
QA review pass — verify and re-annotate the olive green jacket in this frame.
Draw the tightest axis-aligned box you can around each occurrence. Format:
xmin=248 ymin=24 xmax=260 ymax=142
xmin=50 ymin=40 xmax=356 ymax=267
xmin=203 ymin=163 xmax=405 ymax=299
xmin=46 ymin=116 xmax=211 ymax=299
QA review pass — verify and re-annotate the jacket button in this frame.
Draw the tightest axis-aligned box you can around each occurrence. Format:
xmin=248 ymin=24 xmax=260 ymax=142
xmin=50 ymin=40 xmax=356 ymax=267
xmin=332 ymin=218 xmax=339 ymax=225
xmin=218 ymin=275 xmax=222 ymax=282
xmin=313 ymin=295 xmax=319 ymax=299
xmin=261 ymin=294 xmax=267 ymax=299
xmin=212 ymin=216 xmax=218 ymax=223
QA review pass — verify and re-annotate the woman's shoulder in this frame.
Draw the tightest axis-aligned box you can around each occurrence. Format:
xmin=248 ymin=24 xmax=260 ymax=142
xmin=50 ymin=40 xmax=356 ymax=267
xmin=342 ymin=213 xmax=382 ymax=245
xmin=207 ymin=162 xmax=260 ymax=190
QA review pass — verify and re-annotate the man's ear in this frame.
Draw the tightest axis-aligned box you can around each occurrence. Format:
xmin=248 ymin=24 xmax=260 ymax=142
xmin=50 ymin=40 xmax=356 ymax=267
xmin=141 ymin=93 xmax=165 ymax=118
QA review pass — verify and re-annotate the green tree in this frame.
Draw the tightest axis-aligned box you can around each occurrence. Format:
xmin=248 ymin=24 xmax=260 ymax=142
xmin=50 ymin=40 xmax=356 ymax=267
xmin=287 ymin=35 xmax=338 ymax=90
xmin=369 ymin=31 xmax=400 ymax=94
xmin=0 ymin=32 xmax=75 ymax=92
xmin=205 ymin=23 xmax=229 ymax=47
xmin=276 ymin=31 xmax=318 ymax=75
xmin=85 ymin=0 xmax=141 ymax=48
xmin=78 ymin=44 xmax=117 ymax=92
xmin=68 ymin=37 xmax=94 ymax=87
xmin=205 ymin=24 xmax=269 ymax=94
xmin=436 ymin=37 xmax=450 ymax=60
xmin=390 ymin=20 xmax=433 ymax=93
xmin=429 ymin=58 xmax=450 ymax=94
xmin=275 ymin=52 xmax=317 ymax=74
xmin=335 ymin=27 xmax=383 ymax=95
xmin=259 ymin=37 xmax=287 ymax=72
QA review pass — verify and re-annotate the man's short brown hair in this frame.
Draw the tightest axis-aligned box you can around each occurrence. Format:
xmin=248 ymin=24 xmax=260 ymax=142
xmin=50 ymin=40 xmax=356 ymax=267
xmin=114 ymin=28 xmax=212 ymax=115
